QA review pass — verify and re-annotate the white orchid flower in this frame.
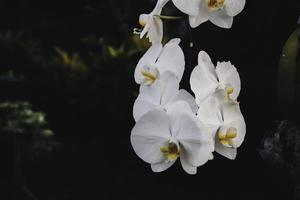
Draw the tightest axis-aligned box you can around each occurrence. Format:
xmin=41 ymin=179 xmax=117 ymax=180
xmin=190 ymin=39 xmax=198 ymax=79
xmin=190 ymin=51 xmax=240 ymax=105
xmin=172 ymin=0 xmax=245 ymax=28
xmin=134 ymin=0 xmax=169 ymax=43
xmin=131 ymin=101 xmax=214 ymax=174
xmin=134 ymin=38 xmax=185 ymax=86
xmin=133 ymin=72 xmax=198 ymax=121
xmin=197 ymin=95 xmax=246 ymax=160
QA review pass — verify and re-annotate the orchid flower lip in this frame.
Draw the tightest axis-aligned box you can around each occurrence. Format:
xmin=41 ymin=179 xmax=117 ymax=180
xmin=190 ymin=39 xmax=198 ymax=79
xmin=218 ymin=126 xmax=238 ymax=148
xmin=160 ymin=140 xmax=180 ymax=162
xmin=140 ymin=65 xmax=160 ymax=85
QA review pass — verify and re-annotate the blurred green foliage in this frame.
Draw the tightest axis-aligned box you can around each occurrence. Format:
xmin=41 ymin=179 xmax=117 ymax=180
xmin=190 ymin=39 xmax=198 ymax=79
xmin=277 ymin=28 xmax=300 ymax=118
xmin=1 ymin=101 xmax=58 ymax=157
xmin=0 ymin=30 xmax=150 ymax=91
xmin=0 ymin=1 xmax=153 ymax=197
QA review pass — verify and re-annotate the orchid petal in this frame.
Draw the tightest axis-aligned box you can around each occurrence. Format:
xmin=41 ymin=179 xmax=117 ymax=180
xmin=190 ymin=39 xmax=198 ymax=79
xmin=159 ymin=72 xmax=180 ymax=106
xmin=171 ymin=89 xmax=198 ymax=114
xmin=139 ymin=71 xmax=179 ymax=106
xmin=180 ymin=138 xmax=214 ymax=167
xmin=131 ymin=109 xmax=171 ymax=164
xmin=134 ymin=43 xmax=162 ymax=84
xmin=133 ymin=97 xmax=157 ymax=122
xmin=133 ymin=72 xmax=179 ymax=121
xmin=151 ymin=161 xmax=175 ymax=172
xmin=180 ymin=152 xmax=197 ymax=175
xmin=167 ymin=101 xmax=214 ymax=166
xmin=215 ymin=140 xmax=237 ymax=160
xmin=209 ymin=10 xmax=233 ymax=29
xmin=197 ymin=96 xmax=222 ymax=129
xmin=172 ymin=0 xmax=202 ymax=15
xmin=222 ymin=101 xmax=243 ymax=125
xmin=225 ymin=0 xmax=246 ymax=17
xmin=222 ymin=102 xmax=246 ymax=147
xmin=189 ymin=1 xmax=210 ymax=28
xmin=152 ymin=0 xmax=170 ymax=15
xmin=190 ymin=54 xmax=219 ymax=105
xmin=216 ymin=61 xmax=241 ymax=100
xmin=155 ymin=38 xmax=185 ymax=81
xmin=230 ymin=117 xmax=246 ymax=148
xmin=198 ymin=51 xmax=217 ymax=78
xmin=166 ymin=101 xmax=193 ymax=138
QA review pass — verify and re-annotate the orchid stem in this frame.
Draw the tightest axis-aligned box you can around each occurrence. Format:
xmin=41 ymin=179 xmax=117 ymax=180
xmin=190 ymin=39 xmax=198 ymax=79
xmin=154 ymin=15 xmax=183 ymax=20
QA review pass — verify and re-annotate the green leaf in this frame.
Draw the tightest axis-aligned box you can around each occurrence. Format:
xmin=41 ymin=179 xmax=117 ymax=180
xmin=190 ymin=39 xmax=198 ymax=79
xmin=277 ymin=28 xmax=300 ymax=117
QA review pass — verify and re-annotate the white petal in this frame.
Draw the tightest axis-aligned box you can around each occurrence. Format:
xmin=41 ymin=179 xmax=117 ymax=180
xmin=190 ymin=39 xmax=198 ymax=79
xmin=216 ymin=61 xmax=241 ymax=100
xmin=131 ymin=109 xmax=171 ymax=164
xmin=215 ymin=140 xmax=237 ymax=160
xmin=151 ymin=161 xmax=175 ymax=172
xmin=166 ymin=101 xmax=193 ymax=137
xmin=188 ymin=2 xmax=210 ymax=28
xmin=198 ymin=51 xmax=217 ymax=78
xmin=209 ymin=153 xmax=214 ymax=160
xmin=172 ymin=107 xmax=214 ymax=166
xmin=222 ymin=101 xmax=243 ymax=125
xmin=147 ymin=17 xmax=163 ymax=44
xmin=134 ymin=43 xmax=162 ymax=84
xmin=139 ymin=71 xmax=179 ymax=105
xmin=133 ymin=96 xmax=157 ymax=122
xmin=178 ymin=118 xmax=215 ymax=167
xmin=172 ymin=0 xmax=202 ymax=15
xmin=209 ymin=10 xmax=233 ymax=29
xmin=213 ymin=88 xmax=231 ymax=105
xmin=197 ymin=96 xmax=222 ymax=128
xmin=171 ymin=89 xmax=198 ymax=114
xmin=180 ymin=138 xmax=214 ymax=167
xmin=155 ymin=38 xmax=185 ymax=81
xmin=134 ymin=72 xmax=180 ymax=121
xmin=159 ymin=72 xmax=180 ymax=106
xmin=190 ymin=61 xmax=219 ymax=105
xmin=164 ymin=101 xmax=214 ymax=166
xmin=152 ymin=0 xmax=170 ymax=15
xmin=222 ymin=102 xmax=246 ymax=147
xmin=230 ymin=117 xmax=246 ymax=148
xmin=225 ymin=0 xmax=246 ymax=17
xmin=180 ymin=153 xmax=197 ymax=175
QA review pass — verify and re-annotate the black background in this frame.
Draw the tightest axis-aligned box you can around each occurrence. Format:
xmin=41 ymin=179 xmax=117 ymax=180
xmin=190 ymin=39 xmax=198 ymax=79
xmin=2 ymin=0 xmax=300 ymax=199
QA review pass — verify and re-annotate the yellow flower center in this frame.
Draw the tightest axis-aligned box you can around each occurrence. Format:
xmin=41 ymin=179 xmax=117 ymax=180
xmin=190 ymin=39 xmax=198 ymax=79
xmin=206 ymin=0 xmax=225 ymax=11
xmin=225 ymin=84 xmax=234 ymax=97
xmin=160 ymin=142 xmax=180 ymax=161
xmin=141 ymin=68 xmax=158 ymax=84
xmin=218 ymin=127 xmax=237 ymax=148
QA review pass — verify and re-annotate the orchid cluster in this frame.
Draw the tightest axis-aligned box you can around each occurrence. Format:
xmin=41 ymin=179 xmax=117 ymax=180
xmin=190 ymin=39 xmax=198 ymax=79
xmin=131 ymin=0 xmax=246 ymax=174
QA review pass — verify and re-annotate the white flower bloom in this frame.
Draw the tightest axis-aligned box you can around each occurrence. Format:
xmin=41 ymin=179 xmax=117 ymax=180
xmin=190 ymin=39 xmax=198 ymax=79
xmin=134 ymin=38 xmax=185 ymax=85
xmin=134 ymin=0 xmax=169 ymax=43
xmin=190 ymin=51 xmax=240 ymax=105
xmin=172 ymin=0 xmax=246 ymax=28
xmin=197 ymin=96 xmax=246 ymax=160
xmin=131 ymin=101 xmax=214 ymax=174
xmin=133 ymin=72 xmax=198 ymax=121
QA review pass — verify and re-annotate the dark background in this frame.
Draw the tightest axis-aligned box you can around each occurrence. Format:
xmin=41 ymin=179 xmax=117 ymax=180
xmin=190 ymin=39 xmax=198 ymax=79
xmin=1 ymin=0 xmax=300 ymax=199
